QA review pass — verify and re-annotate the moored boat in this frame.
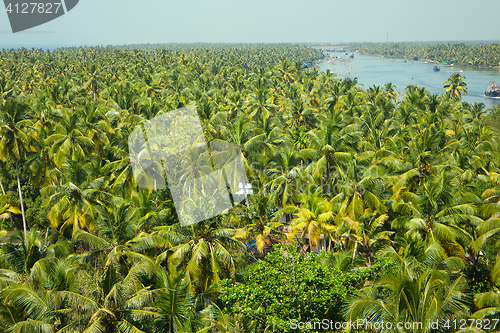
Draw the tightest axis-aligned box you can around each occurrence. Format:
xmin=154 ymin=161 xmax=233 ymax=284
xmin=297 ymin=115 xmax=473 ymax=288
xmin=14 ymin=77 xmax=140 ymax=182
xmin=485 ymin=81 xmax=500 ymax=99
xmin=433 ymin=65 xmax=440 ymax=72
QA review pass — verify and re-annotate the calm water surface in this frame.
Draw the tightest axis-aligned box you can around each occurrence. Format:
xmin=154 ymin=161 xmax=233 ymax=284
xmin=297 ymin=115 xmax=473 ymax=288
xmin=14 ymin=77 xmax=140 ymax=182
xmin=319 ymin=52 xmax=500 ymax=108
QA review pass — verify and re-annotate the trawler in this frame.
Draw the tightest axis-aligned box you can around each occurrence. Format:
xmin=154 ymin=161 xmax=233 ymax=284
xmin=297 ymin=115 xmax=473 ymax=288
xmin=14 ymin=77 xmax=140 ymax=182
xmin=485 ymin=81 xmax=500 ymax=99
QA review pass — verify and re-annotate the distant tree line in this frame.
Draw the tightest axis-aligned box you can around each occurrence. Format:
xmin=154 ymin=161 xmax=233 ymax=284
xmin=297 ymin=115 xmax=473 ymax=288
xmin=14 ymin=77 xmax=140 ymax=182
xmin=348 ymin=42 xmax=500 ymax=68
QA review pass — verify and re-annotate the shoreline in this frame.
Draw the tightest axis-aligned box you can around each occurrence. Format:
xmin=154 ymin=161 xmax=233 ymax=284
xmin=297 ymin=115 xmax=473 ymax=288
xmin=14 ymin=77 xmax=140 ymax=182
xmin=347 ymin=52 xmax=500 ymax=71
xmin=342 ymin=42 xmax=500 ymax=71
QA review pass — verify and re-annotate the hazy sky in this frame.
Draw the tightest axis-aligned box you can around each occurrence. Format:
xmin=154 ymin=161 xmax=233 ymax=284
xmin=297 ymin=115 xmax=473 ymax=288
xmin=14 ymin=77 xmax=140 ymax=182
xmin=1 ymin=0 xmax=499 ymax=46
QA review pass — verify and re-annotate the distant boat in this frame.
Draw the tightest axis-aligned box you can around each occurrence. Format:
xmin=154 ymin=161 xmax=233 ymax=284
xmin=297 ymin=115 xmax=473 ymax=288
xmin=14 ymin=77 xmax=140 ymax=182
xmin=349 ymin=54 xmax=354 ymax=59
xmin=485 ymin=81 xmax=500 ymax=99
xmin=433 ymin=65 xmax=440 ymax=72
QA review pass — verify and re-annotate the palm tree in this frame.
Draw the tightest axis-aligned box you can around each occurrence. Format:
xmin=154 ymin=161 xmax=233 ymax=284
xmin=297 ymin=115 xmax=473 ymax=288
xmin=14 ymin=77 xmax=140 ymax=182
xmin=284 ymin=192 xmax=337 ymax=252
xmin=472 ymin=290 xmax=500 ymax=320
xmin=42 ymin=161 xmax=112 ymax=235
xmin=45 ymin=108 xmax=95 ymax=168
xmin=0 ymin=233 xmax=77 ymax=332
xmin=152 ymin=219 xmax=244 ymax=296
xmin=0 ymin=279 xmax=58 ymax=332
xmin=300 ymin=120 xmax=357 ymax=194
xmin=56 ymin=259 xmax=158 ymax=332
xmin=72 ymin=202 xmax=143 ymax=258
xmin=283 ymin=96 xmax=319 ymax=131
xmin=384 ymin=82 xmax=399 ymax=102
xmin=341 ymin=213 xmax=393 ymax=266
xmin=265 ymin=147 xmax=310 ymax=208
xmin=1 ymin=228 xmax=47 ymax=274
xmin=0 ymin=97 xmax=32 ymax=244
xmin=83 ymin=64 xmax=104 ymax=101
xmin=0 ymin=204 xmax=21 ymax=224
xmin=210 ymin=304 xmax=256 ymax=333
xmin=148 ymin=268 xmax=211 ymax=333
xmin=345 ymin=238 xmax=471 ymax=333
xmin=391 ymin=171 xmax=481 ymax=258
xmin=233 ymin=193 xmax=283 ymax=253
xmin=443 ymin=73 xmax=468 ymax=100
xmin=245 ymin=87 xmax=275 ymax=127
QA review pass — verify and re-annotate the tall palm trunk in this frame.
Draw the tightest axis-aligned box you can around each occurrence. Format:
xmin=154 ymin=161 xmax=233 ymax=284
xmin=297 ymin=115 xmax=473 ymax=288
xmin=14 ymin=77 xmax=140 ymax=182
xmin=91 ymin=79 xmax=98 ymax=101
xmin=15 ymin=161 xmax=28 ymax=244
xmin=352 ymin=241 xmax=358 ymax=264
xmin=325 ymin=158 xmax=331 ymax=194
xmin=366 ymin=247 xmax=373 ymax=267
xmin=0 ymin=161 xmax=6 ymax=195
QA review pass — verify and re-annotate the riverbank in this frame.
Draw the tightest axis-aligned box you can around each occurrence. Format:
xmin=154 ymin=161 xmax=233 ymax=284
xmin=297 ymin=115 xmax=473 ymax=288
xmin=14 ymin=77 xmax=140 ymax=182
xmin=345 ymin=42 xmax=500 ymax=70
xmin=319 ymin=52 xmax=500 ymax=107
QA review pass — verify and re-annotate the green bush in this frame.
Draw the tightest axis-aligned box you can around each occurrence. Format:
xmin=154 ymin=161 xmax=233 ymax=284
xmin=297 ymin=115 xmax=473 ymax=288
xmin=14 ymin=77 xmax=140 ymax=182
xmin=217 ymin=245 xmax=390 ymax=332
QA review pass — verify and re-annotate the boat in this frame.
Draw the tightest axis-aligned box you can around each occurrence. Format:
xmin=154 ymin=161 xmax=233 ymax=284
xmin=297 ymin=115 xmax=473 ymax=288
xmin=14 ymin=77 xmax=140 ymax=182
xmin=433 ymin=65 xmax=440 ymax=72
xmin=485 ymin=81 xmax=500 ymax=99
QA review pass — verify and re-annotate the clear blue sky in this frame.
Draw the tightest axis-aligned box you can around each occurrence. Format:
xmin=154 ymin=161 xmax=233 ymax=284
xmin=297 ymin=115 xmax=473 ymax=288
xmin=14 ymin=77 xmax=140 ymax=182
xmin=1 ymin=0 xmax=499 ymax=46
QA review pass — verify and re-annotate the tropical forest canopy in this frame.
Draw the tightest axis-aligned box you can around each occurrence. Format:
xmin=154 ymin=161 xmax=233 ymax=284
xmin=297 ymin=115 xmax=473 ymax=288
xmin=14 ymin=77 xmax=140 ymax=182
xmin=0 ymin=43 xmax=499 ymax=332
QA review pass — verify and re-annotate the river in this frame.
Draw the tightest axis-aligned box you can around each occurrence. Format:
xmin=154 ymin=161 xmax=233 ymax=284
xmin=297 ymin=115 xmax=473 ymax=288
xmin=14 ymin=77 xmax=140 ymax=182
xmin=319 ymin=52 xmax=500 ymax=109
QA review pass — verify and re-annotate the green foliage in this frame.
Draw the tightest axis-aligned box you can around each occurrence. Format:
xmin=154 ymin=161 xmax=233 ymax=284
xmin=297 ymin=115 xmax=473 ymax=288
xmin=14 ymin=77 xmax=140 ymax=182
xmin=0 ymin=43 xmax=499 ymax=332
xmin=483 ymin=105 xmax=500 ymax=133
xmin=24 ymin=195 xmax=50 ymax=230
xmin=218 ymin=245 xmax=390 ymax=332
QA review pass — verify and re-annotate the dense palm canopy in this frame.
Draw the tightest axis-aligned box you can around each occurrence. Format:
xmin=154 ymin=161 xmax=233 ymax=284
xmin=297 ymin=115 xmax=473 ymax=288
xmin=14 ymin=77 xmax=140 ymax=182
xmin=0 ymin=44 xmax=499 ymax=332
xmin=345 ymin=238 xmax=471 ymax=333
